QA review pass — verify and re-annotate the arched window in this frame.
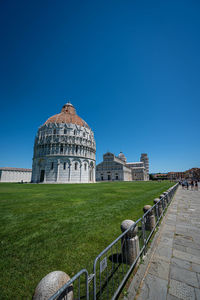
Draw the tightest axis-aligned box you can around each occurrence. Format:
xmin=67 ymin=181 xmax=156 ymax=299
xmin=51 ymin=162 xmax=54 ymax=170
xmin=53 ymin=129 xmax=56 ymax=134
xmin=60 ymin=145 xmax=63 ymax=153
xmin=83 ymin=132 xmax=85 ymax=137
xmin=75 ymin=162 xmax=78 ymax=170
xmin=84 ymin=163 xmax=87 ymax=171
xmin=63 ymin=162 xmax=66 ymax=170
xmin=74 ymin=130 xmax=76 ymax=135
xmin=64 ymin=129 xmax=67 ymax=134
xmin=76 ymin=145 xmax=78 ymax=153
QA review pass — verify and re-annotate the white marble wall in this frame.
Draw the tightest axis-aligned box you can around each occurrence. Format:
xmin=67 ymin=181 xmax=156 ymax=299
xmin=0 ymin=170 xmax=32 ymax=182
xmin=131 ymin=168 xmax=145 ymax=181
xmin=123 ymin=167 xmax=132 ymax=181
xmin=96 ymin=169 xmax=125 ymax=181
xmin=32 ymin=156 xmax=95 ymax=183
xmin=32 ymin=122 xmax=96 ymax=183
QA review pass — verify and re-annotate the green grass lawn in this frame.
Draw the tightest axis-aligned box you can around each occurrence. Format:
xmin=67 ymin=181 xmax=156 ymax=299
xmin=0 ymin=181 xmax=174 ymax=299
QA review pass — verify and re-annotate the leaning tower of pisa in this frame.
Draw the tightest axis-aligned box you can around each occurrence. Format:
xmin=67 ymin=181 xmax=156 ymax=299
xmin=140 ymin=153 xmax=149 ymax=180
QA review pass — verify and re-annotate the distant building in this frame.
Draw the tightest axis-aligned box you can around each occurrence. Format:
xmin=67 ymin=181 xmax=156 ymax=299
xmin=151 ymin=173 xmax=168 ymax=180
xmin=96 ymin=152 xmax=149 ymax=181
xmin=31 ymin=103 xmax=96 ymax=183
xmin=152 ymin=168 xmax=200 ymax=181
xmin=167 ymin=172 xmax=185 ymax=180
xmin=184 ymin=168 xmax=200 ymax=180
xmin=0 ymin=167 xmax=32 ymax=182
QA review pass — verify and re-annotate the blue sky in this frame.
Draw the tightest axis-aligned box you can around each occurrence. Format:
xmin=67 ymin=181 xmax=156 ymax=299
xmin=0 ymin=0 xmax=199 ymax=173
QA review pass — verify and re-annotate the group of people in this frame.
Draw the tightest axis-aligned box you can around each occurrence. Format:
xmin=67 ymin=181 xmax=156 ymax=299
xmin=179 ymin=180 xmax=198 ymax=190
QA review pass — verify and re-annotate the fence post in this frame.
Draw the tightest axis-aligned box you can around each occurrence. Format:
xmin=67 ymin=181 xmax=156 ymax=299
xmin=121 ymin=220 xmax=140 ymax=265
xmin=159 ymin=194 xmax=166 ymax=211
xmin=143 ymin=205 xmax=155 ymax=231
xmin=154 ymin=198 xmax=162 ymax=217
xmin=167 ymin=188 xmax=173 ymax=202
xmin=33 ymin=271 xmax=73 ymax=300
xmin=163 ymin=192 xmax=169 ymax=204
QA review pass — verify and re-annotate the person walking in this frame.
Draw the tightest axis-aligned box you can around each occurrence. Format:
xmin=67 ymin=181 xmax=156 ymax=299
xmin=191 ymin=180 xmax=194 ymax=190
xmin=186 ymin=181 xmax=189 ymax=190
xmin=195 ymin=181 xmax=198 ymax=191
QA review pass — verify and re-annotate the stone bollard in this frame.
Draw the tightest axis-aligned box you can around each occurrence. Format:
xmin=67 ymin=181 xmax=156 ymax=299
xmin=154 ymin=198 xmax=162 ymax=217
xmin=167 ymin=189 xmax=172 ymax=199
xmin=33 ymin=271 xmax=73 ymax=300
xmin=160 ymin=194 xmax=166 ymax=209
xmin=143 ymin=205 xmax=156 ymax=231
xmin=121 ymin=220 xmax=140 ymax=265
xmin=163 ymin=192 xmax=169 ymax=204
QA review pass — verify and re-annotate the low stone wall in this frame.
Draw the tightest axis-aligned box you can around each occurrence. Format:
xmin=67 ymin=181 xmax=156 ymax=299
xmin=0 ymin=169 xmax=32 ymax=182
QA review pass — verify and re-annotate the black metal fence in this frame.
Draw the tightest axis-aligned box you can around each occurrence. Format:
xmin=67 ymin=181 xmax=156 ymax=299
xmin=49 ymin=183 xmax=178 ymax=300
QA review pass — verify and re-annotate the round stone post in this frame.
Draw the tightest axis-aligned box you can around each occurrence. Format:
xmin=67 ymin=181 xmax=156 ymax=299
xmin=154 ymin=198 xmax=162 ymax=217
xmin=121 ymin=220 xmax=140 ymax=265
xmin=163 ymin=192 xmax=169 ymax=204
xmin=143 ymin=205 xmax=156 ymax=231
xmin=159 ymin=194 xmax=165 ymax=209
xmin=163 ymin=192 xmax=169 ymax=205
xmin=33 ymin=271 xmax=73 ymax=300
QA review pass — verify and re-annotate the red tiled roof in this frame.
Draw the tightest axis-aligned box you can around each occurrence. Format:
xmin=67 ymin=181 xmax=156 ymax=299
xmin=44 ymin=103 xmax=89 ymax=128
xmin=0 ymin=167 xmax=32 ymax=172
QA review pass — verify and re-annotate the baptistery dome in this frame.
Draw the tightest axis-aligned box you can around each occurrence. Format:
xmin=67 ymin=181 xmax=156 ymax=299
xmin=31 ymin=103 xmax=96 ymax=183
xmin=44 ymin=103 xmax=89 ymax=128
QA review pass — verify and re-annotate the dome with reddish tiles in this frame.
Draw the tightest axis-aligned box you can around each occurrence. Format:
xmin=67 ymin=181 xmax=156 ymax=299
xmin=31 ymin=102 xmax=96 ymax=184
xmin=44 ymin=102 xmax=89 ymax=128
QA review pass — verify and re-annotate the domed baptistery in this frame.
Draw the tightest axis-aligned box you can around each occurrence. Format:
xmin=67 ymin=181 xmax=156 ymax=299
xmin=31 ymin=103 xmax=96 ymax=183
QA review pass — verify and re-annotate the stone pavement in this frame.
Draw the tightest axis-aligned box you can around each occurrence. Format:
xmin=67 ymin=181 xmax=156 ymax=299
xmin=127 ymin=185 xmax=200 ymax=300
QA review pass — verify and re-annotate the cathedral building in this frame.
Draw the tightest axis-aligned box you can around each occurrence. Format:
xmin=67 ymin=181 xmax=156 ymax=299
xmin=31 ymin=103 xmax=96 ymax=183
xmin=96 ymin=152 xmax=149 ymax=181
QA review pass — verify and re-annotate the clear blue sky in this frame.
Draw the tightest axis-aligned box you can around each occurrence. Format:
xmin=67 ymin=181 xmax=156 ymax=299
xmin=0 ymin=0 xmax=199 ymax=173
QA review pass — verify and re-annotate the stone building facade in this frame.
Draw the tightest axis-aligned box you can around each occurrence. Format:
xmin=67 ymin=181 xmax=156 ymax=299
xmin=0 ymin=167 xmax=32 ymax=182
xmin=152 ymin=168 xmax=200 ymax=181
xmin=96 ymin=152 xmax=149 ymax=181
xmin=31 ymin=103 xmax=96 ymax=183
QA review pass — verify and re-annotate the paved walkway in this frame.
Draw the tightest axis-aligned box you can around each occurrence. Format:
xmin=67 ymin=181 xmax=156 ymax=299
xmin=130 ymin=186 xmax=200 ymax=300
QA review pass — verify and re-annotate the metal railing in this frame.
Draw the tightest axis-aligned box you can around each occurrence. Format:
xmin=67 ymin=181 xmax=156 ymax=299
xmin=49 ymin=269 xmax=89 ymax=300
xmin=93 ymin=217 xmax=141 ymax=300
xmin=92 ymin=183 xmax=178 ymax=299
xmin=48 ymin=183 xmax=178 ymax=300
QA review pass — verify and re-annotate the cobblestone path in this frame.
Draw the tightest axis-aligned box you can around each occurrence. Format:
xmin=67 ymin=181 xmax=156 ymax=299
xmin=131 ymin=186 xmax=200 ymax=300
